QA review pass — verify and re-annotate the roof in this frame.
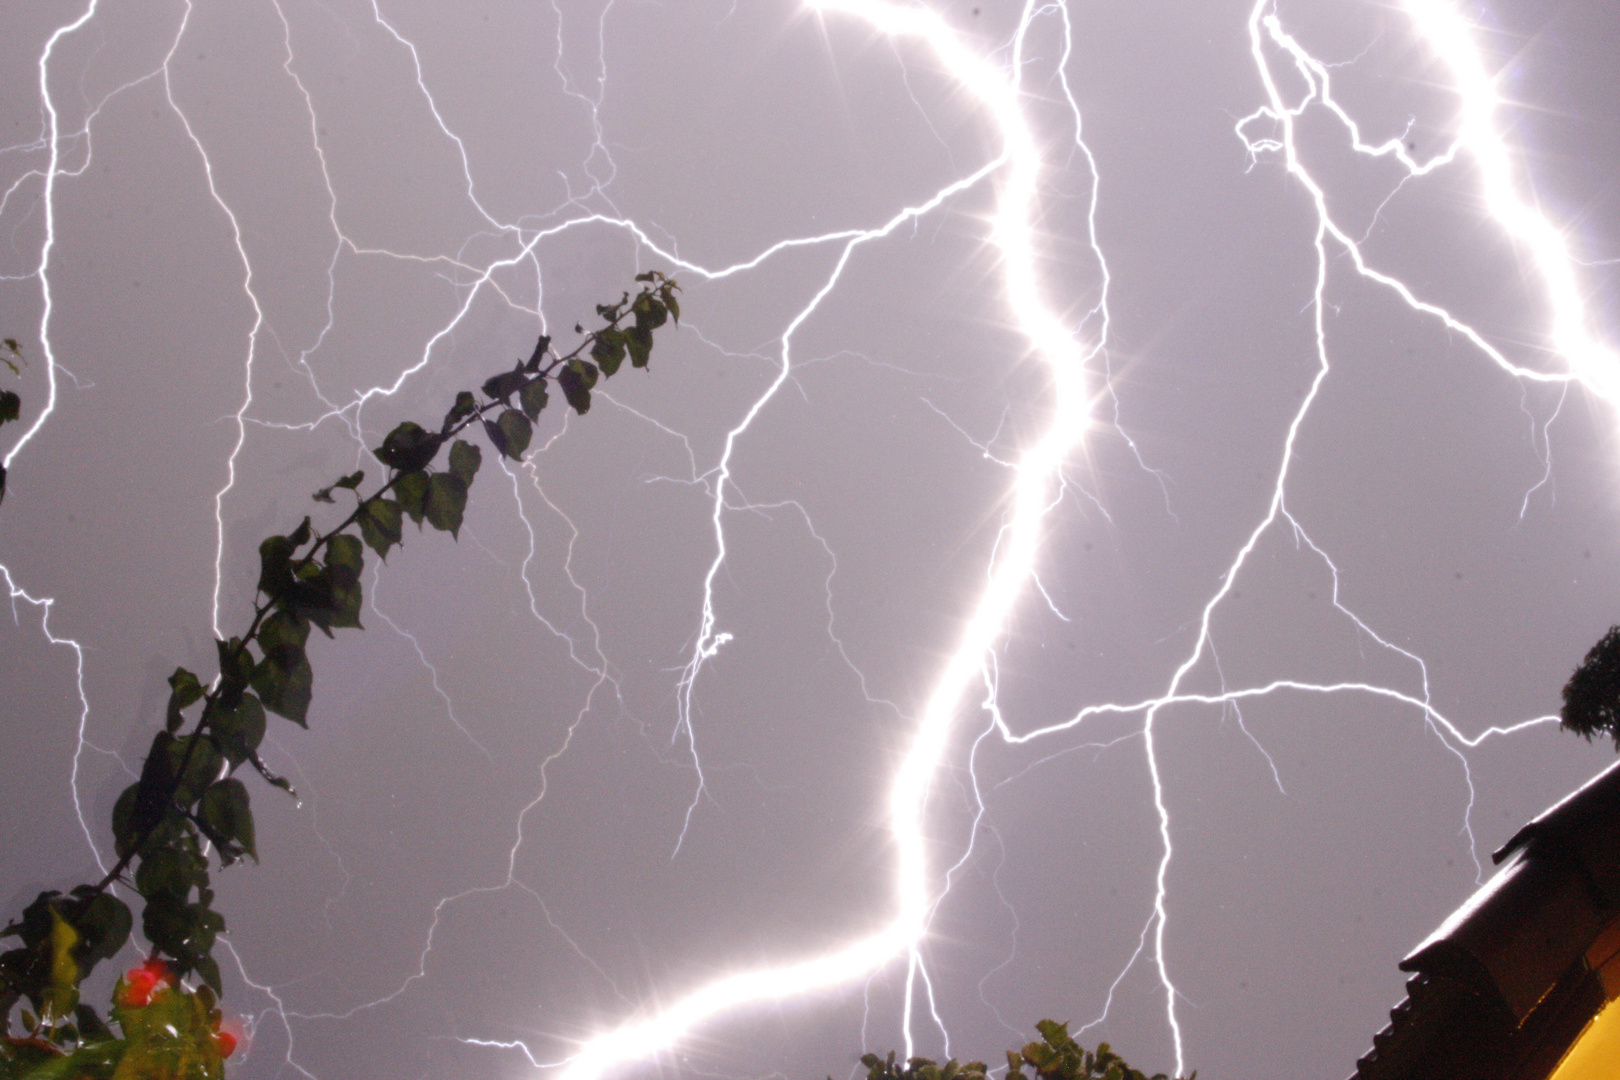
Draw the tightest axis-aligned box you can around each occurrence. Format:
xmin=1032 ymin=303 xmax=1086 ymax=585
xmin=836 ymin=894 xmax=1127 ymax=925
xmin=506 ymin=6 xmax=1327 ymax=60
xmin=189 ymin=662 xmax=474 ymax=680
xmin=1350 ymin=760 xmax=1620 ymax=1080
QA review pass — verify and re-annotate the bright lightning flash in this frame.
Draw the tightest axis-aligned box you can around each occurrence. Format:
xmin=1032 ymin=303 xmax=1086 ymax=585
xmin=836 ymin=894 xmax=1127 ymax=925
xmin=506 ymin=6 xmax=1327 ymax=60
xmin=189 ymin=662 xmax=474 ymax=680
xmin=3 ymin=1 xmax=1616 ymax=1080
xmin=562 ymin=2 xmax=1620 ymax=1079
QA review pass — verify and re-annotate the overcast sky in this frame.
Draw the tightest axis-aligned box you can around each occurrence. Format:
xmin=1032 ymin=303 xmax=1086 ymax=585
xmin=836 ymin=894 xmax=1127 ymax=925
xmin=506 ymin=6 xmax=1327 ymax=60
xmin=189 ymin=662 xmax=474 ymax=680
xmin=4 ymin=1 xmax=1620 ymax=1079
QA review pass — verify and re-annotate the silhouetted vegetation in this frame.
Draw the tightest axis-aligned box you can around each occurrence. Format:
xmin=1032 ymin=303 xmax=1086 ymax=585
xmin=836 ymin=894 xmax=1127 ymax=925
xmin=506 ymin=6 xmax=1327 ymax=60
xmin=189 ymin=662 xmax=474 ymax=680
xmin=855 ymin=1019 xmax=1194 ymax=1080
xmin=0 ymin=337 xmax=24 ymax=506
xmin=1562 ymin=625 xmax=1620 ymax=750
xmin=1 ymin=274 xmax=680 ymax=1078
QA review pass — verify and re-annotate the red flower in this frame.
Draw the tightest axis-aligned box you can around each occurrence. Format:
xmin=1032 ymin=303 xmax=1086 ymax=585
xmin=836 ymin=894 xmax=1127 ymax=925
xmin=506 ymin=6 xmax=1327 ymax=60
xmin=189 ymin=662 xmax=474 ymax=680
xmin=117 ymin=958 xmax=171 ymax=1008
xmin=213 ymin=1013 xmax=245 ymax=1060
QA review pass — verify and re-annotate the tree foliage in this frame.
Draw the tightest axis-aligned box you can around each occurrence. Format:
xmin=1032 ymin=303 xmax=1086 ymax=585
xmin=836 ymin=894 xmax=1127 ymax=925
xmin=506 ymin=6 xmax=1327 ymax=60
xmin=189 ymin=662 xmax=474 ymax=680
xmin=856 ymin=1019 xmax=1193 ymax=1080
xmin=1561 ymin=624 xmax=1620 ymax=750
xmin=0 ymin=273 xmax=681 ymax=1078
xmin=0 ymin=336 xmax=24 ymax=505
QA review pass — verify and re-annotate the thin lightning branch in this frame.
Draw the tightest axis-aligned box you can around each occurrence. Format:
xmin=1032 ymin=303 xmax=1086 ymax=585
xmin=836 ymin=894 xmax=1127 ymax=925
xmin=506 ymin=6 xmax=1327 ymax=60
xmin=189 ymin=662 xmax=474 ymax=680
xmin=7 ymin=2 xmax=1615 ymax=1077
xmin=556 ymin=0 xmax=1102 ymax=1073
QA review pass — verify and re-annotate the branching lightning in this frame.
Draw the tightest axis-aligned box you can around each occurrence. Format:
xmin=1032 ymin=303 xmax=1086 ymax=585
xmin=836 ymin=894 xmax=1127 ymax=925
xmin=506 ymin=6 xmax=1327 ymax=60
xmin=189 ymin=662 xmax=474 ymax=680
xmin=3 ymin=1 xmax=1617 ymax=1079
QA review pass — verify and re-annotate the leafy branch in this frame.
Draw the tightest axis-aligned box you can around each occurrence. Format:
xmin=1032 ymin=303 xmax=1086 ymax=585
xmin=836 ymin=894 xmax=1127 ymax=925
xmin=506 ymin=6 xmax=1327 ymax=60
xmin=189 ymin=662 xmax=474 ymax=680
xmin=0 ymin=337 xmax=25 ymax=507
xmin=0 ymin=273 xmax=680 ymax=1076
xmin=856 ymin=1020 xmax=1194 ymax=1080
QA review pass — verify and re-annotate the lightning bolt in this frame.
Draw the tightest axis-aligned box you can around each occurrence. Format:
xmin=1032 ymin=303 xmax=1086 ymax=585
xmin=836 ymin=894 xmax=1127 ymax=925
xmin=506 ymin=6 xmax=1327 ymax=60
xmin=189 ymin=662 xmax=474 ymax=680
xmin=4 ymin=1 xmax=1616 ymax=1079
xmin=559 ymin=1 xmax=1106 ymax=1076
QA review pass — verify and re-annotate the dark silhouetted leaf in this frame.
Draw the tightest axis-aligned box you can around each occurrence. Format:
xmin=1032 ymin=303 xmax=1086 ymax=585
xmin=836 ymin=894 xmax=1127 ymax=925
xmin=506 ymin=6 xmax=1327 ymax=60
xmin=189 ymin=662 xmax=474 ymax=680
xmin=633 ymin=289 xmax=668 ymax=331
xmin=205 ymin=692 xmax=266 ymax=767
xmin=520 ymin=377 xmax=548 ymax=422
xmin=135 ymin=846 xmax=206 ymax=902
xmin=358 ymin=497 xmax=403 ymax=558
xmin=215 ymin=637 xmax=254 ymax=710
xmin=166 ymin=733 xmax=224 ymax=806
xmin=448 ymin=439 xmax=481 ymax=487
xmin=72 ymin=893 xmax=131 ymax=967
xmin=592 ymin=329 xmax=627 ymax=377
xmin=128 ymin=732 xmax=181 ymax=845
xmin=493 ymin=409 xmax=531 ymax=459
xmin=443 ymin=390 xmax=477 ymax=429
xmin=252 ymin=612 xmax=313 ymax=725
xmin=524 ymin=334 xmax=551 ymax=373
xmin=316 ymin=532 xmax=364 ymax=630
xmin=0 ymin=389 xmax=19 ymax=424
xmin=165 ymin=668 xmax=204 ymax=735
xmin=195 ymin=954 xmax=222 ymax=995
xmin=558 ymin=359 xmax=598 ymax=414
xmin=424 ymin=473 xmax=468 ymax=537
xmin=626 ymin=323 xmax=653 ymax=369
xmin=395 ymin=469 xmax=429 ymax=525
xmin=198 ymin=779 xmax=256 ymax=863
xmin=372 ymin=421 xmax=441 ymax=473
xmin=257 ymin=534 xmax=297 ymax=603
xmin=482 ymin=417 xmax=509 ymax=458
xmin=482 ymin=366 xmax=528 ymax=404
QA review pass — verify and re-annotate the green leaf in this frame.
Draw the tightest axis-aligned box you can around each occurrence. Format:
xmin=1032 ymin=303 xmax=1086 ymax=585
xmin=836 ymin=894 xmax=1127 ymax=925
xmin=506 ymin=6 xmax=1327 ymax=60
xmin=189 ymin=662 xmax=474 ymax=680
xmin=519 ymin=377 xmax=548 ymax=423
xmin=423 ymin=473 xmax=468 ymax=538
xmin=166 ymin=733 xmax=224 ymax=806
xmin=142 ymin=895 xmax=221 ymax=975
xmin=1035 ymin=1020 xmax=1067 ymax=1045
xmin=482 ymin=417 xmax=509 ymax=458
xmin=72 ymin=893 xmax=132 ymax=967
xmin=491 ymin=408 xmax=531 ymax=459
xmin=134 ymin=846 xmax=207 ymax=902
xmin=111 ymin=784 xmax=142 ymax=859
xmin=372 ymin=420 xmax=441 ymax=473
xmin=633 ymin=289 xmax=669 ymax=331
xmin=524 ymin=334 xmax=551 ymax=373
xmin=165 ymin=668 xmax=204 ymax=735
xmin=448 ymin=439 xmax=481 ymax=487
xmin=395 ymin=469 xmax=429 ymax=525
xmin=557 ymin=358 xmax=598 ymax=414
xmin=215 ymin=637 xmax=254 ymax=710
xmin=663 ymin=285 xmax=680 ymax=325
xmin=444 ymin=390 xmax=477 ymax=428
xmin=128 ymin=732 xmax=181 ymax=845
xmin=257 ymin=534 xmax=297 ymax=603
xmin=204 ymin=692 xmax=266 ymax=767
xmin=198 ymin=778 xmax=256 ymax=863
xmin=319 ymin=532 xmax=365 ymax=629
xmin=625 ymin=322 xmax=653 ymax=369
xmin=251 ymin=611 xmax=313 ymax=725
xmin=0 ymin=389 xmax=19 ymax=425
xmin=326 ymin=531 xmax=364 ymax=577
xmin=591 ymin=328 xmax=627 ymax=377
xmin=195 ymin=955 xmax=223 ymax=996
xmin=312 ymin=470 xmax=364 ymax=504
xmin=358 ymin=497 xmax=403 ymax=559
xmin=74 ymin=1002 xmax=112 ymax=1039
xmin=482 ymin=366 xmax=528 ymax=403
xmin=45 ymin=908 xmax=79 ymax=1023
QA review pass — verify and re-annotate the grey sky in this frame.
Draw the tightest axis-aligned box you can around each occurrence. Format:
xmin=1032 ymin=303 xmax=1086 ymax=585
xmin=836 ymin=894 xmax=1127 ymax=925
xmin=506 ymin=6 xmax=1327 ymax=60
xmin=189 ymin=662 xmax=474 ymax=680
xmin=3 ymin=1 xmax=1619 ymax=1079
